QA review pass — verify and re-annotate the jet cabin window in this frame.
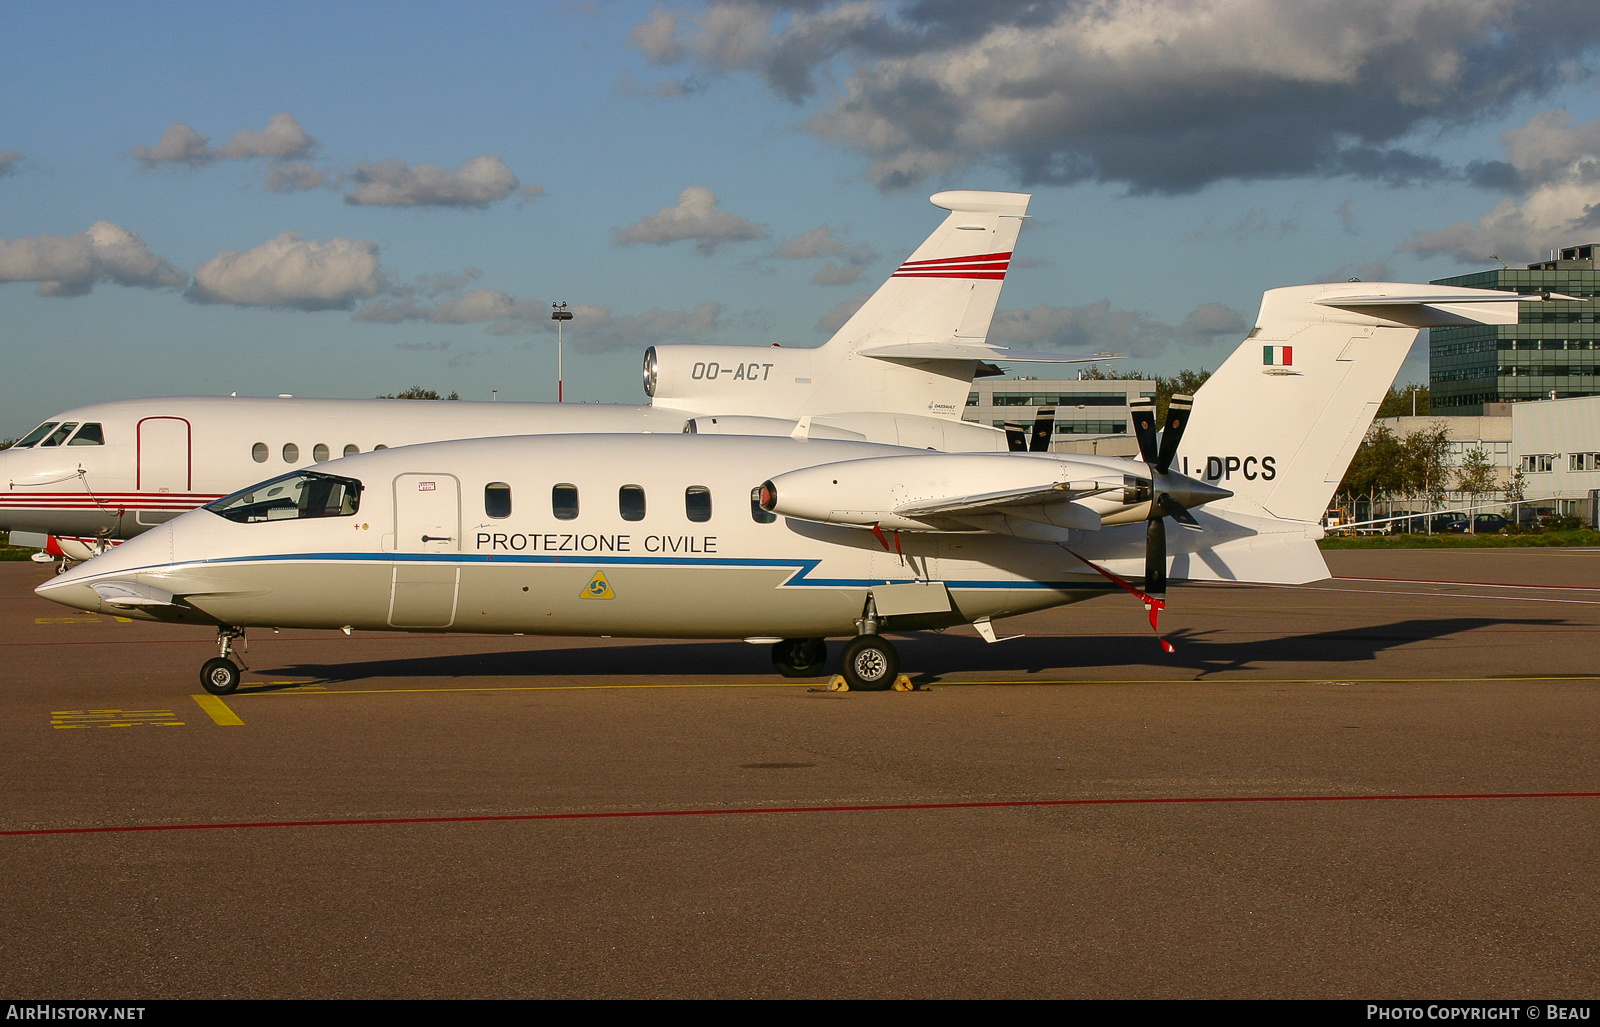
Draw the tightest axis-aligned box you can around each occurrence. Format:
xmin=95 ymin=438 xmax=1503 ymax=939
xmin=552 ymin=484 xmax=579 ymax=520
xmin=205 ymin=470 xmax=363 ymax=524
xmin=13 ymin=422 xmax=60 ymax=448
xmin=67 ymin=423 xmax=103 ymax=446
xmin=313 ymin=443 xmax=330 ymax=463
xmin=252 ymin=443 xmax=269 ymax=463
xmin=485 ymin=482 xmax=512 ymax=519
xmin=283 ymin=443 xmax=299 ymax=463
xmin=685 ymin=486 xmax=712 ymax=522
xmin=619 ymin=485 xmax=646 ymax=522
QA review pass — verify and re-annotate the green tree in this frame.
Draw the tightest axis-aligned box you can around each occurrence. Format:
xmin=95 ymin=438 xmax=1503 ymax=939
xmin=378 ymin=386 xmax=459 ymax=400
xmin=1377 ymin=383 xmax=1429 ymax=418
xmin=1400 ymin=421 xmax=1452 ymax=519
xmin=1338 ymin=422 xmax=1405 ymax=522
xmin=1454 ymin=446 xmax=1498 ymax=532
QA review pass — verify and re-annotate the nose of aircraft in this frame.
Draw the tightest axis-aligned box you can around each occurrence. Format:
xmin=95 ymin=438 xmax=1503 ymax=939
xmin=33 ymin=524 xmax=175 ymax=614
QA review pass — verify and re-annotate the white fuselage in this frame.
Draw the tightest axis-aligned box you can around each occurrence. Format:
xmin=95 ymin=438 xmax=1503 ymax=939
xmin=0 ymin=396 xmax=688 ymax=541
xmin=38 ymin=434 xmax=1169 ymax=639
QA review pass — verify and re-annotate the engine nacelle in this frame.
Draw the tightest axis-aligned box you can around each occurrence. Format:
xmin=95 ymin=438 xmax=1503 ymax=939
xmin=760 ymin=453 xmax=1118 ymax=532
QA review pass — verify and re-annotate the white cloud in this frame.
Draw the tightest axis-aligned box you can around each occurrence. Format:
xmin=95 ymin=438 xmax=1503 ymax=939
xmin=990 ymin=300 xmax=1248 ymax=359
xmin=613 ymin=186 xmax=768 ymax=255
xmin=774 ymin=224 xmax=878 ymax=285
xmin=0 ymin=151 xmax=21 ymax=177
xmin=344 ymin=155 xmax=529 ymax=207
xmin=262 ymin=162 xmax=329 ymax=193
xmin=133 ymin=114 xmax=317 ymax=169
xmin=0 ymin=221 xmax=186 ymax=297
xmin=634 ymin=0 xmax=1600 ymax=193
xmin=1407 ymin=109 xmax=1600 ymax=263
xmin=188 ymin=232 xmax=382 ymax=310
xmin=815 ymin=292 xmax=871 ymax=333
xmin=563 ymin=300 xmax=726 ymax=352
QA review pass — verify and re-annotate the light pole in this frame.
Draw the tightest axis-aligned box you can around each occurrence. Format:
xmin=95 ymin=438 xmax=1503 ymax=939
xmin=551 ymin=302 xmax=573 ymax=402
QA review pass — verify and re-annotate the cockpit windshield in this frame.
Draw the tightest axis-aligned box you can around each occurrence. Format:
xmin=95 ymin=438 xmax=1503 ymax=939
xmin=12 ymin=422 xmax=60 ymax=449
xmin=205 ymin=470 xmax=363 ymax=524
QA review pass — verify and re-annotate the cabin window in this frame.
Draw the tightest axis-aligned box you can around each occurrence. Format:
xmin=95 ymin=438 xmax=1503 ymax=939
xmin=619 ymin=485 xmax=646 ymax=522
xmin=374 ymin=444 xmax=388 ymax=450
xmin=751 ymin=486 xmax=776 ymax=524
xmin=685 ymin=486 xmax=712 ymax=522
xmin=343 ymin=444 xmax=359 ymax=457
xmin=205 ymin=470 xmax=363 ymax=523
xmin=312 ymin=443 xmax=330 ymax=463
xmin=485 ymin=482 xmax=512 ymax=519
xmin=282 ymin=443 xmax=299 ymax=463
xmin=13 ymin=422 xmax=59 ymax=449
xmin=552 ymin=483 xmax=579 ymax=520
xmin=67 ymin=423 xmax=103 ymax=446
xmin=40 ymin=423 xmax=78 ymax=447
xmin=252 ymin=442 xmax=269 ymax=463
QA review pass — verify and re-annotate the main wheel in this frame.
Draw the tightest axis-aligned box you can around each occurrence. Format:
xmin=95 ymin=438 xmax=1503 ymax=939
xmin=772 ymin=637 xmax=827 ymax=678
xmin=840 ymin=635 xmax=898 ymax=692
xmin=200 ymin=657 xmax=241 ymax=696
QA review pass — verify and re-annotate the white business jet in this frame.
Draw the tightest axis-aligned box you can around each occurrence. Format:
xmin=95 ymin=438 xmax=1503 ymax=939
xmin=36 ymin=281 xmax=1527 ymax=693
xmin=3 ymin=190 xmax=1096 ymax=560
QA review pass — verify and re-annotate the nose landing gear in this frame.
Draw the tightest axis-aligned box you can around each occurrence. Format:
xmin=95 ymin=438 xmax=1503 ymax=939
xmin=199 ymin=627 xmax=248 ymax=696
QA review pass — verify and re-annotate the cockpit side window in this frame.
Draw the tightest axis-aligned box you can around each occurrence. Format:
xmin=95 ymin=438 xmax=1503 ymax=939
xmin=67 ymin=423 xmax=104 ymax=446
xmin=205 ymin=470 xmax=363 ymax=524
xmin=39 ymin=423 xmax=79 ymax=447
xmin=12 ymin=422 xmax=59 ymax=449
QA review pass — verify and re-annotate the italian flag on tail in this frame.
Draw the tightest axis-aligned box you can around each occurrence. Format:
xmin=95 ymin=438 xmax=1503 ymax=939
xmin=1263 ymin=345 xmax=1292 ymax=366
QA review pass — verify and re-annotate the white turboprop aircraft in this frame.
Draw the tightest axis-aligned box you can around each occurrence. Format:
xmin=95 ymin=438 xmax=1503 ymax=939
xmin=37 ymin=281 xmax=1530 ymax=693
xmin=4 ymin=190 xmax=1097 ymax=560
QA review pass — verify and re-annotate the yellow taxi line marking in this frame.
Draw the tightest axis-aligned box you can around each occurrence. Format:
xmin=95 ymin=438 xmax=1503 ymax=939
xmin=228 ymin=674 xmax=1600 ymax=697
xmin=190 ymin=694 xmax=245 ymax=726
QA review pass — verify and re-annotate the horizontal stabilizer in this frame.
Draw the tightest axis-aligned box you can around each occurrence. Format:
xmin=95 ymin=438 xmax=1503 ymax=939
xmin=857 ymin=341 xmax=1115 ymax=364
xmin=1169 ymin=536 xmax=1328 ymax=585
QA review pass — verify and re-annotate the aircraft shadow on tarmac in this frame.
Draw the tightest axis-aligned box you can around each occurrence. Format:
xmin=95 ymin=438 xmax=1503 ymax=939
xmin=249 ymin=615 xmax=1564 ymax=688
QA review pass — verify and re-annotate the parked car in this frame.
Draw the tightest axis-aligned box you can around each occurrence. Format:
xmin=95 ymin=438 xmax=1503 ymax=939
xmin=1470 ymin=513 xmax=1509 ymax=534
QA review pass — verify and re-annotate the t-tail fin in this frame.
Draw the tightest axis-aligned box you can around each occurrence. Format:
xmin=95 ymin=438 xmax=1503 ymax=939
xmin=821 ymin=190 xmax=1030 ymax=354
xmin=1176 ymin=282 xmax=1526 ymax=525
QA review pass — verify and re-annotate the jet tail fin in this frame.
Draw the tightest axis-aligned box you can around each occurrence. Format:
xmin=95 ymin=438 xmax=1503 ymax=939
xmin=1176 ymin=282 xmax=1528 ymax=525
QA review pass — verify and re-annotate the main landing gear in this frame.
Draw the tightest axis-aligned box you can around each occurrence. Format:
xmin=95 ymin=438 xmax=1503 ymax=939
xmin=200 ymin=627 xmax=247 ymax=696
xmin=838 ymin=634 xmax=899 ymax=691
xmin=772 ymin=637 xmax=827 ymax=678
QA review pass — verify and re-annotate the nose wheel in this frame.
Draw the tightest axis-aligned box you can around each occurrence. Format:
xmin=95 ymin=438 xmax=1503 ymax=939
xmin=200 ymin=627 xmax=248 ymax=695
xmin=839 ymin=634 xmax=898 ymax=691
xmin=200 ymin=658 xmax=241 ymax=696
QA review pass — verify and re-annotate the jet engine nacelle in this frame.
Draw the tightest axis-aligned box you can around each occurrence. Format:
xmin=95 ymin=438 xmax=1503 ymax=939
xmin=760 ymin=453 xmax=1118 ymax=532
xmin=644 ymin=345 xmax=817 ymax=415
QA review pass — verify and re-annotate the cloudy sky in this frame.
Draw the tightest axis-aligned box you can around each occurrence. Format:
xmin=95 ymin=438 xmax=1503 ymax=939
xmin=5 ymin=0 xmax=1600 ymax=433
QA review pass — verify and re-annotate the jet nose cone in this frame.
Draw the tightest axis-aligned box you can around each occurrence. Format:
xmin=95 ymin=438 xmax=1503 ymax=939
xmin=34 ymin=572 xmax=103 ymax=615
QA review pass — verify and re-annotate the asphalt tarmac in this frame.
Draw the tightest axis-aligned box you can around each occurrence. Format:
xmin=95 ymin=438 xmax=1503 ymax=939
xmin=1 ymin=548 xmax=1597 ymax=999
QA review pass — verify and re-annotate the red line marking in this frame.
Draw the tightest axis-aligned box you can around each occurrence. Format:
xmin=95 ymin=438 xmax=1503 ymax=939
xmin=7 ymin=791 xmax=1597 ymax=838
xmin=898 ymin=250 xmax=1011 ymax=267
xmin=1335 ymin=575 xmax=1600 ymax=592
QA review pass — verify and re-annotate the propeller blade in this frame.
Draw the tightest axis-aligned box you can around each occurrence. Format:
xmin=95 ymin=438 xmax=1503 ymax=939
xmin=1004 ymin=422 xmax=1028 ymax=452
xmin=1145 ymin=515 xmax=1167 ymax=598
xmin=1157 ymin=493 xmax=1202 ymax=530
xmin=1029 ymin=407 xmax=1056 ymax=452
xmin=1129 ymin=398 xmax=1159 ymax=465
xmin=1154 ymin=394 xmax=1193 ymax=474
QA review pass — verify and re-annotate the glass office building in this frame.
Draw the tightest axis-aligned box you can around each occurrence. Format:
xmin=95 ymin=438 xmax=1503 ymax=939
xmin=1430 ymin=245 xmax=1600 ymax=414
xmin=963 ymin=378 xmax=1157 ymax=450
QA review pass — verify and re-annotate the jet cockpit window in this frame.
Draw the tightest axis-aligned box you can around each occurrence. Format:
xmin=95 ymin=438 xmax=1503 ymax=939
xmin=205 ymin=470 xmax=363 ymax=524
xmin=13 ymin=422 xmax=60 ymax=448
xmin=685 ymin=486 xmax=712 ymax=523
xmin=40 ymin=423 xmax=79 ymax=447
xmin=485 ymin=482 xmax=512 ymax=519
xmin=68 ymin=423 xmax=104 ymax=446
